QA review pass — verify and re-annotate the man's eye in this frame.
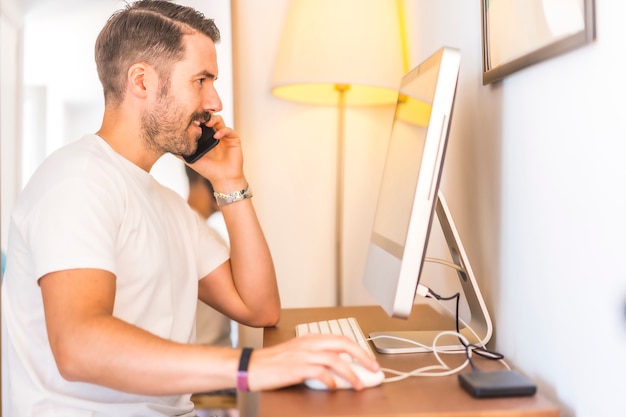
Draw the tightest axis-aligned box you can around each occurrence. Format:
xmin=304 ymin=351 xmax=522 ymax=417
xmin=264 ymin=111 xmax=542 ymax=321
xmin=196 ymin=78 xmax=205 ymax=85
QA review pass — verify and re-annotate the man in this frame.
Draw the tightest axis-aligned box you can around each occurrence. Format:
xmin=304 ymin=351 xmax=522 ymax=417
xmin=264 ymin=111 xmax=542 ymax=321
xmin=1 ymin=1 xmax=379 ymax=416
xmin=186 ymin=165 xmax=234 ymax=348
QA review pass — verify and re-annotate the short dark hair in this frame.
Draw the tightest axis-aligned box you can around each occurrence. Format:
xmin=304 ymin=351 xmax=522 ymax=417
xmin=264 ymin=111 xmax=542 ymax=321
xmin=95 ymin=0 xmax=220 ymax=105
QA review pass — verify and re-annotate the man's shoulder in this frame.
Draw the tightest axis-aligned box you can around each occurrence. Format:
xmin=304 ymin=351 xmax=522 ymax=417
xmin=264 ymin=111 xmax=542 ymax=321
xmin=16 ymin=135 xmax=127 ymax=212
xmin=35 ymin=135 xmax=110 ymax=174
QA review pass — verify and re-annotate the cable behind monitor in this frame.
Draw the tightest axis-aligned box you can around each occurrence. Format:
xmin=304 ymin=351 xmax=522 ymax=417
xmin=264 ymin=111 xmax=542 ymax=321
xmin=369 ymin=191 xmax=493 ymax=354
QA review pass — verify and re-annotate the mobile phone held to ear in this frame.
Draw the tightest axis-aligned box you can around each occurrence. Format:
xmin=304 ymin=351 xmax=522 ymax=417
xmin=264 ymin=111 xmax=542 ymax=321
xmin=183 ymin=124 xmax=219 ymax=164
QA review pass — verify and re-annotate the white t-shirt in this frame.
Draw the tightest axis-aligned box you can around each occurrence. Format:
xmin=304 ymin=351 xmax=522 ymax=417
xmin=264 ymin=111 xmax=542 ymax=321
xmin=195 ymin=211 xmax=233 ymax=347
xmin=1 ymin=135 xmax=229 ymax=417
xmin=207 ymin=211 xmax=229 ymax=247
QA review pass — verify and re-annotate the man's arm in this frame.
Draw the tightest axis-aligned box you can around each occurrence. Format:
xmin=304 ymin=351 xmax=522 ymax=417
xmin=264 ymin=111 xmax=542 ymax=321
xmin=40 ymin=269 xmax=241 ymax=395
xmin=40 ymin=268 xmax=377 ymax=394
xmin=191 ymin=115 xmax=280 ymax=327
xmin=198 ymin=195 xmax=280 ymax=327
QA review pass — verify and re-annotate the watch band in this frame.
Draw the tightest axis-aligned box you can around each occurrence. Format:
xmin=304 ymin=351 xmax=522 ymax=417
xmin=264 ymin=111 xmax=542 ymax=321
xmin=237 ymin=347 xmax=254 ymax=392
xmin=213 ymin=184 xmax=253 ymax=206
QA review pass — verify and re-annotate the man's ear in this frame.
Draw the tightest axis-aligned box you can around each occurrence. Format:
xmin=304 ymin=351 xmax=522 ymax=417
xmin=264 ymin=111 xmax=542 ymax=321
xmin=127 ymin=62 xmax=157 ymax=99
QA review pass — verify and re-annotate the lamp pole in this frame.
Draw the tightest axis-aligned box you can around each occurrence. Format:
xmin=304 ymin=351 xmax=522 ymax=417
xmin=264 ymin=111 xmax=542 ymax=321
xmin=270 ymin=0 xmax=405 ymax=307
xmin=334 ymin=84 xmax=349 ymax=306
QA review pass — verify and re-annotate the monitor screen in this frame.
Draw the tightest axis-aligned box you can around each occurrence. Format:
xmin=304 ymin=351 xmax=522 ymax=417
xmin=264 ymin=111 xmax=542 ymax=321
xmin=363 ymin=47 xmax=461 ymax=319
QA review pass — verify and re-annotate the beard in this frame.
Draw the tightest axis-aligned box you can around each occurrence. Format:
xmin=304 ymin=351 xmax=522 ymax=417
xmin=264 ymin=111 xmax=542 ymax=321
xmin=141 ymin=88 xmax=210 ymax=157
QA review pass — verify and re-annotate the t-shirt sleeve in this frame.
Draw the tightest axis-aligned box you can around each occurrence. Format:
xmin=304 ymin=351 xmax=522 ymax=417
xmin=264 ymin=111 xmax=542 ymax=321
xmin=193 ymin=211 xmax=230 ymax=280
xmin=22 ymin=177 xmax=121 ymax=280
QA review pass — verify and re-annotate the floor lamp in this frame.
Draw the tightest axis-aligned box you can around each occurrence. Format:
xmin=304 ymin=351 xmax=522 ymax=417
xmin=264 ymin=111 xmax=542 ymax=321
xmin=271 ymin=0 xmax=406 ymax=305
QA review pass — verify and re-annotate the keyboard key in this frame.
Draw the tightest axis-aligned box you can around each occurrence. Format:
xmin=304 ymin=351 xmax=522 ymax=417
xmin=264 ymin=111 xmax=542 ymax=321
xmin=295 ymin=317 xmax=375 ymax=357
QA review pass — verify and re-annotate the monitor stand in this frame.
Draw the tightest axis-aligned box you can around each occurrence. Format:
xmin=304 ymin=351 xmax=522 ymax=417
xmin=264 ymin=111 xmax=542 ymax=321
xmin=369 ymin=191 xmax=493 ymax=354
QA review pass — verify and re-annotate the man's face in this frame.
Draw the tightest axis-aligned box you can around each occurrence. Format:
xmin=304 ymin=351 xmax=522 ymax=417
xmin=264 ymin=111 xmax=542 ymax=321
xmin=141 ymin=32 xmax=222 ymax=157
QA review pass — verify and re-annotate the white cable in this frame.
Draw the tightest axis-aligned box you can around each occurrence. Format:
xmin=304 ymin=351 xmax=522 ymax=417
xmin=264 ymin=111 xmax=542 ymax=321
xmin=431 ymin=330 xmax=470 ymax=369
xmin=430 ymin=294 xmax=511 ymax=368
xmin=416 ymin=283 xmax=430 ymax=298
xmin=367 ymin=334 xmax=466 ymax=355
xmin=369 ymin=331 xmax=472 ymax=383
xmin=416 ymin=267 xmax=485 ymax=351
xmin=430 ymin=296 xmax=483 ymax=347
xmin=372 ymin=276 xmax=511 ymax=382
xmin=382 ymin=361 xmax=469 ymax=382
xmin=424 ymin=256 xmax=465 ymax=272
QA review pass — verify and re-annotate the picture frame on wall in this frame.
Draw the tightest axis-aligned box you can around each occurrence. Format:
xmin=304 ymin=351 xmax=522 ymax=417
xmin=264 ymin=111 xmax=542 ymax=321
xmin=481 ymin=0 xmax=595 ymax=85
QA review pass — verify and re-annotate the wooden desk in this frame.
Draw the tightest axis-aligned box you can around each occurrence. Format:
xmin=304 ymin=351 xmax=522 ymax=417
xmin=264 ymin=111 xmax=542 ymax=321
xmin=251 ymin=305 xmax=560 ymax=417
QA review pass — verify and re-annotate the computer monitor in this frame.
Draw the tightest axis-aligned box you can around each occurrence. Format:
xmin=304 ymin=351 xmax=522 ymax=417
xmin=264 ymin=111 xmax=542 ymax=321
xmin=363 ymin=47 xmax=493 ymax=354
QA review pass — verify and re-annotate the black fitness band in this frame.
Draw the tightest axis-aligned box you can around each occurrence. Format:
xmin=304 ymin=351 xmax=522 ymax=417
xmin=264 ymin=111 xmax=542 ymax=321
xmin=237 ymin=347 xmax=254 ymax=392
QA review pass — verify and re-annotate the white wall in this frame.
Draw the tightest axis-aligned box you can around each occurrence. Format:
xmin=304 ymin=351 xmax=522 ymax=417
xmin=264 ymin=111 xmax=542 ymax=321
xmin=1 ymin=3 xmax=24 ymax=414
xmin=0 ymin=0 xmax=23 ymax=252
xmin=485 ymin=1 xmax=626 ymax=415
xmin=233 ymin=0 xmax=626 ymax=416
xmin=232 ymin=0 xmax=398 ymax=308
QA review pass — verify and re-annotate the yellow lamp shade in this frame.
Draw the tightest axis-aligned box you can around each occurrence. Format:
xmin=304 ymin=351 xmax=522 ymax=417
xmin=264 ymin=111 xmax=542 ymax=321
xmin=271 ymin=0 xmax=406 ymax=106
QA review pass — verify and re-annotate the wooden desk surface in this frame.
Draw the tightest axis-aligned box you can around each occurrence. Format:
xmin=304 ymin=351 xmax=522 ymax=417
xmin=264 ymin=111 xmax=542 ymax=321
xmin=254 ymin=305 xmax=560 ymax=417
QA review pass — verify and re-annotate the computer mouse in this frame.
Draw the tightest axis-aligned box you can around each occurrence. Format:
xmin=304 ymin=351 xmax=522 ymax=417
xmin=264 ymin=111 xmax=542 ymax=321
xmin=304 ymin=360 xmax=385 ymax=390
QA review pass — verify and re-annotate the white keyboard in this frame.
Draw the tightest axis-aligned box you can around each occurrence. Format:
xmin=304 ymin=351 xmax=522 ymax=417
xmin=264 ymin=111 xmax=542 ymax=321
xmin=295 ymin=317 xmax=385 ymax=389
xmin=295 ymin=317 xmax=375 ymax=358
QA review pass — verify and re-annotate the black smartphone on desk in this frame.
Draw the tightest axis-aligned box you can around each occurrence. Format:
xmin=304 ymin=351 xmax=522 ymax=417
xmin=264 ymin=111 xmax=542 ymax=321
xmin=183 ymin=124 xmax=219 ymax=164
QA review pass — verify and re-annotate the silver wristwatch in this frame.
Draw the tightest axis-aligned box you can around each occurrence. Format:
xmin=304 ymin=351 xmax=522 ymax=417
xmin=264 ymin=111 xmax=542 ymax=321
xmin=213 ymin=184 xmax=253 ymax=206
